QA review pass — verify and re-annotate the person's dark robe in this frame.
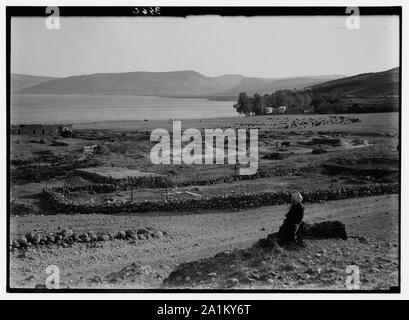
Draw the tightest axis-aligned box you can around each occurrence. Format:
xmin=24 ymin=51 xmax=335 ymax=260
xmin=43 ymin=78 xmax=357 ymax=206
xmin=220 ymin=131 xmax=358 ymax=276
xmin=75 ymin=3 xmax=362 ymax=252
xmin=278 ymin=203 xmax=304 ymax=243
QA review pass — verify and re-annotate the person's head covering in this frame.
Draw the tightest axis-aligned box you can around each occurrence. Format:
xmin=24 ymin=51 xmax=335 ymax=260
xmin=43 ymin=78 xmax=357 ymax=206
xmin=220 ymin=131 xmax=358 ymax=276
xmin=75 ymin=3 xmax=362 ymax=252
xmin=291 ymin=191 xmax=303 ymax=203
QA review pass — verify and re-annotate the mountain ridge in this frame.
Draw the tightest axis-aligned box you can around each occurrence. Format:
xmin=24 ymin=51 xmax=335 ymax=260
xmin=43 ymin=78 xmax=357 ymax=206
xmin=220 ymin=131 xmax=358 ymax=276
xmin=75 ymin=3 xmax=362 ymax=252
xmin=15 ymin=70 xmax=343 ymax=97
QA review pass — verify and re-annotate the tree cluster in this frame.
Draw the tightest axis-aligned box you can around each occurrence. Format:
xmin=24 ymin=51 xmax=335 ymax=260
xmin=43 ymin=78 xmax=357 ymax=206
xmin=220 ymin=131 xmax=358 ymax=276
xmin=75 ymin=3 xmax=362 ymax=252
xmin=233 ymin=90 xmax=314 ymax=115
xmin=233 ymin=88 xmax=399 ymax=115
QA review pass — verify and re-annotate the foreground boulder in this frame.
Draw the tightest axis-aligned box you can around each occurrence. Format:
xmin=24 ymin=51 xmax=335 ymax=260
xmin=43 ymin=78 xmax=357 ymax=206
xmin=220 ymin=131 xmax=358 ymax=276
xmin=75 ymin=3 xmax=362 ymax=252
xmin=299 ymin=220 xmax=348 ymax=240
xmin=257 ymin=220 xmax=347 ymax=248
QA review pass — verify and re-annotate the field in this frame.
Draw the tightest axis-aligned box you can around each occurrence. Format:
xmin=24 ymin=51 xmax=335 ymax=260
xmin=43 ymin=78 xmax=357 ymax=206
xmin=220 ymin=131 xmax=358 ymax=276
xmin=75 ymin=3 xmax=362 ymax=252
xmin=9 ymin=112 xmax=400 ymax=290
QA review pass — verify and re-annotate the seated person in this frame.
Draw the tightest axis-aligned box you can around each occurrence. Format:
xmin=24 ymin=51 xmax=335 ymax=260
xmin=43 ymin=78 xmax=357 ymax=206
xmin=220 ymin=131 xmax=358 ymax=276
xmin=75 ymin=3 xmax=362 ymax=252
xmin=278 ymin=191 xmax=305 ymax=247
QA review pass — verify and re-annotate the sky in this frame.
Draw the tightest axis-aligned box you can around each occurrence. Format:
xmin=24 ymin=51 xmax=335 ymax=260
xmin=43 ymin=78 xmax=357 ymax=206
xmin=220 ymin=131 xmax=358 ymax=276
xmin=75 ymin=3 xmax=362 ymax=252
xmin=11 ymin=15 xmax=400 ymax=78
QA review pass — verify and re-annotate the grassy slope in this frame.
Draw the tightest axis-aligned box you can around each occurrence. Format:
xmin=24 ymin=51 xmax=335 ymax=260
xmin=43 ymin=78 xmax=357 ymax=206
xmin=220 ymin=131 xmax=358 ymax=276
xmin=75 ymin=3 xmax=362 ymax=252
xmin=311 ymin=67 xmax=399 ymax=98
xmin=311 ymin=67 xmax=400 ymax=111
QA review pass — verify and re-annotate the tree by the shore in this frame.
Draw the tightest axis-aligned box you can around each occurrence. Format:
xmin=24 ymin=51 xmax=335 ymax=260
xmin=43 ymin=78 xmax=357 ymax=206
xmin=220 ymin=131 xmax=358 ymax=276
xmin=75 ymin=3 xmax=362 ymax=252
xmin=233 ymin=87 xmax=398 ymax=115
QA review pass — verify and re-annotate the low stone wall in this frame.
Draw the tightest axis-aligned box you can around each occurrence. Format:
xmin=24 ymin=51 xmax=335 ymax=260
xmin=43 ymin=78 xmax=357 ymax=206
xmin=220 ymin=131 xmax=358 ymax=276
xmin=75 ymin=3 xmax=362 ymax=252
xmin=53 ymin=175 xmax=175 ymax=194
xmin=322 ymin=164 xmax=398 ymax=177
xmin=55 ymin=167 xmax=307 ymax=194
xmin=43 ymin=182 xmax=399 ymax=215
xmin=178 ymin=167 xmax=306 ymax=187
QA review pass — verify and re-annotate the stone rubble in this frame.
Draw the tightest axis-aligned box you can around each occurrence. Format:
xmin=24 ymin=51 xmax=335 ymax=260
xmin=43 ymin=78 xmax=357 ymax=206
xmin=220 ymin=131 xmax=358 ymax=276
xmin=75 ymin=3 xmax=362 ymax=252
xmin=11 ymin=226 xmax=167 ymax=251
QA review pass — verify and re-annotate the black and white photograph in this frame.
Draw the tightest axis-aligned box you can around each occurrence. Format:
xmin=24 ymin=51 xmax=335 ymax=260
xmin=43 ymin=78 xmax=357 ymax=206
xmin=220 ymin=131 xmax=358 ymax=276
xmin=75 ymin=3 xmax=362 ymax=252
xmin=5 ymin=4 xmax=402 ymax=295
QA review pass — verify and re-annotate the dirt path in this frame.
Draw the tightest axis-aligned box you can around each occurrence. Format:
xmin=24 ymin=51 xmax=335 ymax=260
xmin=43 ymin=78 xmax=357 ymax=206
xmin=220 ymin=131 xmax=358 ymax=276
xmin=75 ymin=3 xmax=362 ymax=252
xmin=10 ymin=194 xmax=399 ymax=289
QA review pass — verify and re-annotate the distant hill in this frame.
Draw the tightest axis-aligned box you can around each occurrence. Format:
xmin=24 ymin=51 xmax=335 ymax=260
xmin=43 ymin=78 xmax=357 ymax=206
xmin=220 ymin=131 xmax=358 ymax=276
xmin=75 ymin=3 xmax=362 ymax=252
xmin=11 ymin=74 xmax=59 ymax=93
xmin=212 ymin=74 xmax=246 ymax=90
xmin=220 ymin=75 xmax=342 ymax=96
xmin=310 ymin=67 xmax=399 ymax=113
xmin=18 ymin=70 xmax=223 ymax=96
xmin=240 ymin=67 xmax=400 ymax=115
xmin=311 ymin=67 xmax=399 ymax=97
xmin=16 ymin=70 xmax=342 ymax=97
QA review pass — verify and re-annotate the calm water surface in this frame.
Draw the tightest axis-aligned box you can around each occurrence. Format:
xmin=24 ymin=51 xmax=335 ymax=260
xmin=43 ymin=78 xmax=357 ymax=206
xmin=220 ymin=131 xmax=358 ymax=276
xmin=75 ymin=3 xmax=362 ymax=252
xmin=11 ymin=94 xmax=237 ymax=124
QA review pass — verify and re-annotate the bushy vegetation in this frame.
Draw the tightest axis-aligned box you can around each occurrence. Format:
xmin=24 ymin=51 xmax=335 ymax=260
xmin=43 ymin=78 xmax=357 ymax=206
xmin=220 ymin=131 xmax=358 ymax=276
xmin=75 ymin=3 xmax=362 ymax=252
xmin=233 ymin=90 xmax=317 ymax=115
xmin=233 ymin=88 xmax=399 ymax=115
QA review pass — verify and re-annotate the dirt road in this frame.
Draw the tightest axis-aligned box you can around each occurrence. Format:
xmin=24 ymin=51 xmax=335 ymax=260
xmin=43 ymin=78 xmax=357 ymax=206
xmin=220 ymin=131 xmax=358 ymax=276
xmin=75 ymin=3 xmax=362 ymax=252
xmin=10 ymin=194 xmax=399 ymax=289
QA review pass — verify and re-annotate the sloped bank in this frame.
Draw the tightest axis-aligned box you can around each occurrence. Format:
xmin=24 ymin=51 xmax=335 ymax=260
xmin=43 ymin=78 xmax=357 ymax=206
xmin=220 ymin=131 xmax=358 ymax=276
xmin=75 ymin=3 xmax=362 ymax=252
xmin=163 ymin=220 xmax=348 ymax=288
xmin=43 ymin=182 xmax=399 ymax=215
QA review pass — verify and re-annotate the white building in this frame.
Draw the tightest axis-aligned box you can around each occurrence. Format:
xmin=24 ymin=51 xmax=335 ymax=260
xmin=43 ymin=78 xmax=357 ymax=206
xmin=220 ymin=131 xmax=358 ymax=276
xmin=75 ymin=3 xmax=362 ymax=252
xmin=278 ymin=106 xmax=287 ymax=114
xmin=264 ymin=107 xmax=273 ymax=114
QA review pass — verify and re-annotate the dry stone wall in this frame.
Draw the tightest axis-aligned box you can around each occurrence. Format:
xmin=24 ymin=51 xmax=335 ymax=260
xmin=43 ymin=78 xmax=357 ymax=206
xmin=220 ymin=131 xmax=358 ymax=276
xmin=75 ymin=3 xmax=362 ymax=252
xmin=55 ymin=168 xmax=307 ymax=194
xmin=43 ymin=182 xmax=399 ymax=215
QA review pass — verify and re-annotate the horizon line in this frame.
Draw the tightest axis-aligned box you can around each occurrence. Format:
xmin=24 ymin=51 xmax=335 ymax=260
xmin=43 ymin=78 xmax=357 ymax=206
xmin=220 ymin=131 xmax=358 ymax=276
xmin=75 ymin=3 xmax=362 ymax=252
xmin=11 ymin=66 xmax=399 ymax=80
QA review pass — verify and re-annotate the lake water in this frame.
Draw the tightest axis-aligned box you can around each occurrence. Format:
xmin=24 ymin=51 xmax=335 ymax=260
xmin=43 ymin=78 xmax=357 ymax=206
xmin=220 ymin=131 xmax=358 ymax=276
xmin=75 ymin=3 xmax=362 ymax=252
xmin=11 ymin=94 xmax=238 ymax=125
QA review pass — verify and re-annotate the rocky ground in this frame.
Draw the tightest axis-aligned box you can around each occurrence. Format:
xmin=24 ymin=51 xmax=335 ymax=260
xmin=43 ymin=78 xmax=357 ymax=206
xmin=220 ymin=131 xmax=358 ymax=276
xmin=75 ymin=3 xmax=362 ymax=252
xmin=9 ymin=113 xmax=400 ymax=290
xmin=164 ymin=235 xmax=398 ymax=290
xmin=9 ymin=194 xmax=399 ymax=290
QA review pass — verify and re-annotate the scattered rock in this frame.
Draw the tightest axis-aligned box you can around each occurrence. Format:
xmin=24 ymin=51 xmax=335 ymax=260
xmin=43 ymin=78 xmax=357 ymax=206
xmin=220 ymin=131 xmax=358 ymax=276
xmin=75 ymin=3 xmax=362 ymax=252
xmin=88 ymin=231 xmax=98 ymax=242
xmin=97 ymin=234 xmax=109 ymax=241
xmin=281 ymin=262 xmax=298 ymax=272
xmin=72 ymin=233 xmax=80 ymax=242
xmin=31 ymin=234 xmax=41 ymax=245
xmin=89 ymin=275 xmax=103 ymax=284
xmin=351 ymin=235 xmax=369 ymax=244
xmin=18 ymin=236 xmax=28 ymax=246
xmin=126 ymin=229 xmax=137 ymax=239
xmin=370 ymin=267 xmax=380 ymax=274
xmin=116 ymin=231 xmax=127 ymax=239
xmin=11 ymin=240 xmax=20 ymax=248
xmin=375 ymin=257 xmax=393 ymax=264
xmin=311 ymin=147 xmax=327 ymax=154
xmin=60 ymin=229 xmax=74 ymax=238
xmin=227 ymin=278 xmax=239 ymax=287
xmin=304 ymin=268 xmax=315 ymax=275
xmin=24 ymin=275 xmax=36 ymax=281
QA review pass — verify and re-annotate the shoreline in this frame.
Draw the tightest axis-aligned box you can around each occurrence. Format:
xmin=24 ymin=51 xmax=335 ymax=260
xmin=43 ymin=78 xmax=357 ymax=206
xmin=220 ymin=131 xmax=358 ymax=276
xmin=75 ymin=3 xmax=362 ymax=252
xmin=10 ymin=112 xmax=399 ymax=133
xmin=70 ymin=112 xmax=399 ymax=131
